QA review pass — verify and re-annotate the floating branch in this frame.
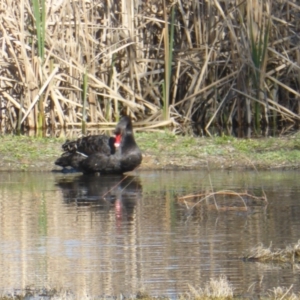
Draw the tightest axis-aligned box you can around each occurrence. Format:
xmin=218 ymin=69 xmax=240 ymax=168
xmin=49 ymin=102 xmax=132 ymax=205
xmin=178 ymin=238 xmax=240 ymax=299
xmin=178 ymin=189 xmax=267 ymax=212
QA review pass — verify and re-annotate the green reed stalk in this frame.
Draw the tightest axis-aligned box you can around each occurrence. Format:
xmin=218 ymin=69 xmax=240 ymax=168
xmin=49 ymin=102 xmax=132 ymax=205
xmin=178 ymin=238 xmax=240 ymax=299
xmin=168 ymin=5 xmax=175 ymax=111
xmin=106 ymin=54 xmax=116 ymax=121
xmin=82 ymin=69 xmax=88 ymax=135
xmin=17 ymin=0 xmax=25 ymax=134
xmin=249 ymin=17 xmax=270 ymax=129
xmin=162 ymin=2 xmax=175 ymax=120
xmin=32 ymin=0 xmax=45 ymax=60
xmin=32 ymin=0 xmax=46 ymax=130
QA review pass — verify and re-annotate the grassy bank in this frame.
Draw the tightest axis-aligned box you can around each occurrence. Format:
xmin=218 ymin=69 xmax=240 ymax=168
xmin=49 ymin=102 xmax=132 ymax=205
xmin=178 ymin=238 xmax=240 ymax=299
xmin=1 ymin=133 xmax=300 ymax=172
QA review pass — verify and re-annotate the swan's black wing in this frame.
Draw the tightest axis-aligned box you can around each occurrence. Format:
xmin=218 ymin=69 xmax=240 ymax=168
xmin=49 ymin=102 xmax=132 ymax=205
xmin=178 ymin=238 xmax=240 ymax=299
xmin=62 ymin=135 xmax=115 ymax=155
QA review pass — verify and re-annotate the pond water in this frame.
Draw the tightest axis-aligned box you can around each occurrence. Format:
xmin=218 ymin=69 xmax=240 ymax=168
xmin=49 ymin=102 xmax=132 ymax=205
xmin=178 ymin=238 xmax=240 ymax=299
xmin=0 ymin=169 xmax=300 ymax=298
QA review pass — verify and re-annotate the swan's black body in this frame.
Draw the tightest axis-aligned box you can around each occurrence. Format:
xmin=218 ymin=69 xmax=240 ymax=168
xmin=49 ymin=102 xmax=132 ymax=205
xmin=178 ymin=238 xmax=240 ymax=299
xmin=55 ymin=116 xmax=142 ymax=174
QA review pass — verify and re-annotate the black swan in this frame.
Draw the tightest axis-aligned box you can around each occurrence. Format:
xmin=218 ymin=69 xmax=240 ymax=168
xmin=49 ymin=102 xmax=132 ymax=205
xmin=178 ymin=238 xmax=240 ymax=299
xmin=55 ymin=116 xmax=142 ymax=174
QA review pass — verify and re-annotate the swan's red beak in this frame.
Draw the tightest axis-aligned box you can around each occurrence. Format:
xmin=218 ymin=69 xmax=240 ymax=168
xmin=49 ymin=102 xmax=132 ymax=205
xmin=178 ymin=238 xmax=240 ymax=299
xmin=114 ymin=134 xmax=121 ymax=148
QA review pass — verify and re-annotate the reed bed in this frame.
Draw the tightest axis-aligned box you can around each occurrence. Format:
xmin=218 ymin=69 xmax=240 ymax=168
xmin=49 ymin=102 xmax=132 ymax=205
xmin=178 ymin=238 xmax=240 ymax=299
xmin=0 ymin=0 xmax=299 ymax=131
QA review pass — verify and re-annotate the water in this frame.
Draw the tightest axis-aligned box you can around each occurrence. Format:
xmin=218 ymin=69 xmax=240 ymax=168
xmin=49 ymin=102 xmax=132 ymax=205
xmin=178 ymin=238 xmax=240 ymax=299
xmin=0 ymin=170 xmax=300 ymax=298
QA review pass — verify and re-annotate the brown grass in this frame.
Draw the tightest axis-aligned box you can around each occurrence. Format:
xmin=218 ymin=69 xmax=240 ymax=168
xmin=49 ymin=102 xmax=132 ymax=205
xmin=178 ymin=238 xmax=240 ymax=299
xmin=182 ymin=275 xmax=234 ymax=299
xmin=1 ymin=277 xmax=300 ymax=299
xmin=0 ymin=275 xmax=234 ymax=299
xmin=244 ymin=240 xmax=300 ymax=263
xmin=0 ymin=0 xmax=300 ymax=131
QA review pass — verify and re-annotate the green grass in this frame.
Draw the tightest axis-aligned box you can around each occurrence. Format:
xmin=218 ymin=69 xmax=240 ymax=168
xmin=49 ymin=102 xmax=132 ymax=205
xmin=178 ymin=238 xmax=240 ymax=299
xmin=0 ymin=135 xmax=60 ymax=159
xmin=0 ymin=133 xmax=300 ymax=171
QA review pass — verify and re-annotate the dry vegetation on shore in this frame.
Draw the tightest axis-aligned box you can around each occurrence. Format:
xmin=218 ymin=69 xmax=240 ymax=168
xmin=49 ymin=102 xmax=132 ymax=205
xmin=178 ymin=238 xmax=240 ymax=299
xmin=1 ymin=276 xmax=300 ymax=300
xmin=0 ymin=0 xmax=300 ymax=133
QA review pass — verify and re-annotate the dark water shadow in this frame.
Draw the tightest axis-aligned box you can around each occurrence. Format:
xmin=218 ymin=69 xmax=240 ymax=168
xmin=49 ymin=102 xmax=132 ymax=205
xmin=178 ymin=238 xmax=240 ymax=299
xmin=55 ymin=174 xmax=142 ymax=220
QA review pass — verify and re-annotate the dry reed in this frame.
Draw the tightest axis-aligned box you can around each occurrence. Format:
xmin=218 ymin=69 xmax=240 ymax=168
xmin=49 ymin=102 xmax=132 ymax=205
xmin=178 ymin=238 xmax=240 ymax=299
xmin=244 ymin=240 xmax=300 ymax=263
xmin=0 ymin=0 xmax=299 ymax=131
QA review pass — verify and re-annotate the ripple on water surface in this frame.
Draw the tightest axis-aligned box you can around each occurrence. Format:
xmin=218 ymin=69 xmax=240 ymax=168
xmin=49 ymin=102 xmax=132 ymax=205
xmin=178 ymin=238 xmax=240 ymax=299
xmin=0 ymin=170 xmax=300 ymax=298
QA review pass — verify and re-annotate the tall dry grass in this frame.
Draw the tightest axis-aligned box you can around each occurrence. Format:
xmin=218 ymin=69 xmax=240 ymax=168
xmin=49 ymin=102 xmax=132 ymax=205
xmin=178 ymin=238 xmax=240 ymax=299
xmin=0 ymin=0 xmax=299 ymax=131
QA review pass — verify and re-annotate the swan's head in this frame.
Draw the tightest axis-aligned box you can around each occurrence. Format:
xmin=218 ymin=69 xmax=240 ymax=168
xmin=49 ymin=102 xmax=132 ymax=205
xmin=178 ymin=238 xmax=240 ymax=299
xmin=113 ymin=116 xmax=133 ymax=148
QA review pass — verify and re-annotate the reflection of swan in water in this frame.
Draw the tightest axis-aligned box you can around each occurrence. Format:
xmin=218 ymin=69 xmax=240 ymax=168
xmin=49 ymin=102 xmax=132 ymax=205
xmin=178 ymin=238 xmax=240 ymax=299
xmin=55 ymin=174 xmax=142 ymax=221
